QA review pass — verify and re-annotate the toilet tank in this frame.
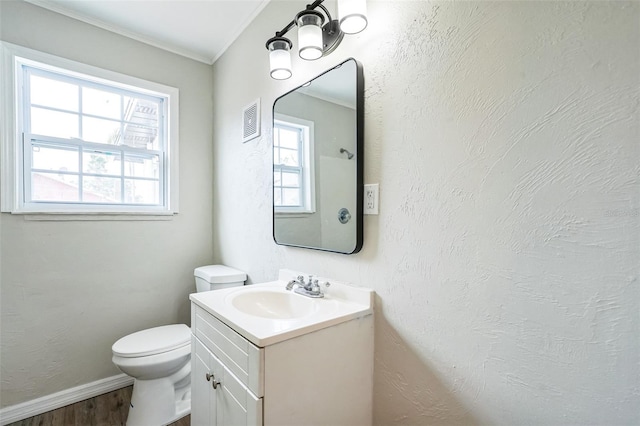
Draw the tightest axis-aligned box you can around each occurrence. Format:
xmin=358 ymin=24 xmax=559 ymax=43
xmin=194 ymin=265 xmax=247 ymax=293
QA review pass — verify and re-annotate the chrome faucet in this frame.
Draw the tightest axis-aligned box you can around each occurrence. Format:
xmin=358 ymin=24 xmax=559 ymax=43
xmin=286 ymin=275 xmax=305 ymax=291
xmin=286 ymin=275 xmax=324 ymax=298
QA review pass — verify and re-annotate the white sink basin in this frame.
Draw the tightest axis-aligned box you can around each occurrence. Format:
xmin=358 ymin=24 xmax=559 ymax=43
xmin=190 ymin=269 xmax=374 ymax=346
xmin=229 ymin=289 xmax=318 ymax=319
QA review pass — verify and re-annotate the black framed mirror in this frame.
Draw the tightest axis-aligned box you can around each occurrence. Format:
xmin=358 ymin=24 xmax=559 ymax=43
xmin=272 ymin=58 xmax=363 ymax=254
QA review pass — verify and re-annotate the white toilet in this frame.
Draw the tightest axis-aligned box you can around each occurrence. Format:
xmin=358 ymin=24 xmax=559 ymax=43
xmin=112 ymin=265 xmax=246 ymax=426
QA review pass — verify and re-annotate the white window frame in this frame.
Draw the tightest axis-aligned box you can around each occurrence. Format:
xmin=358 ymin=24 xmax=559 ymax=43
xmin=0 ymin=41 xmax=179 ymax=216
xmin=273 ymin=113 xmax=315 ymax=214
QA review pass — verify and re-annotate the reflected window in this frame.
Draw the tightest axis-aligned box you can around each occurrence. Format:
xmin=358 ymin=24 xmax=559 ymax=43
xmin=273 ymin=115 xmax=315 ymax=213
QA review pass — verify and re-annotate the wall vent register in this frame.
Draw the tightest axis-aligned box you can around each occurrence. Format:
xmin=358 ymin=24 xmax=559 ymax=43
xmin=242 ymin=98 xmax=261 ymax=143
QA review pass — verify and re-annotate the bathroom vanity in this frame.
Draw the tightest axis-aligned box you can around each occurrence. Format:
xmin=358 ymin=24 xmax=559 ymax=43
xmin=189 ymin=270 xmax=374 ymax=425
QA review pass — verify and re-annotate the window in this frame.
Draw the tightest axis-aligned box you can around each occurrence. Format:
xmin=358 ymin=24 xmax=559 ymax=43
xmin=0 ymin=42 xmax=179 ymax=215
xmin=273 ymin=114 xmax=315 ymax=214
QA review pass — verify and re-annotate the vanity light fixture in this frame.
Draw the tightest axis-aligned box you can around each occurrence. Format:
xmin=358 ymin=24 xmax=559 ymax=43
xmin=265 ymin=0 xmax=367 ymax=80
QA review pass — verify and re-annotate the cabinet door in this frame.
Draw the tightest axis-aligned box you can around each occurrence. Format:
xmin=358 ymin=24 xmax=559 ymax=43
xmin=216 ymin=361 xmax=262 ymax=426
xmin=193 ymin=336 xmax=263 ymax=426
xmin=192 ymin=337 xmax=217 ymax=425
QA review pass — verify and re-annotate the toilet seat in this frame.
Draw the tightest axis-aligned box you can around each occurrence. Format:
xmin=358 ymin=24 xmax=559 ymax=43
xmin=112 ymin=324 xmax=190 ymax=358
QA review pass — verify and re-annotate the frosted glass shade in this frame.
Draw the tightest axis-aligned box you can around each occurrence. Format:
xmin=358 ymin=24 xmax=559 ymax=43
xmin=267 ymin=38 xmax=292 ymax=80
xmin=296 ymin=11 xmax=324 ymax=61
xmin=338 ymin=0 xmax=368 ymax=34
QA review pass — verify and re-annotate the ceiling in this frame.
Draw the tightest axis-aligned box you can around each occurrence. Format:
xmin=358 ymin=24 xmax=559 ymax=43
xmin=25 ymin=0 xmax=271 ymax=64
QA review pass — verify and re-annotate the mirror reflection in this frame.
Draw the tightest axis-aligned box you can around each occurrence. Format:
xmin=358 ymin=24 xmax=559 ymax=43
xmin=273 ymin=58 xmax=363 ymax=254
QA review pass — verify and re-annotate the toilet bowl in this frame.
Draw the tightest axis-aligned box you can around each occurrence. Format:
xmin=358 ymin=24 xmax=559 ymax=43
xmin=112 ymin=265 xmax=247 ymax=426
xmin=112 ymin=324 xmax=192 ymax=426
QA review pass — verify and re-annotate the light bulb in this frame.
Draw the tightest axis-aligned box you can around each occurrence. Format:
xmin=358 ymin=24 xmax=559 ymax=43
xmin=296 ymin=10 xmax=325 ymax=61
xmin=338 ymin=0 xmax=368 ymax=34
xmin=266 ymin=37 xmax=292 ymax=80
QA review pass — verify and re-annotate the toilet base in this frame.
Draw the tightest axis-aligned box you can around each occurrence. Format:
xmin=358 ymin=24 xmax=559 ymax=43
xmin=126 ymin=369 xmax=191 ymax=426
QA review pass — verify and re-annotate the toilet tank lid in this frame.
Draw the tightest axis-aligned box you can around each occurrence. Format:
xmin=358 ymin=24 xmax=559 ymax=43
xmin=194 ymin=265 xmax=247 ymax=284
xmin=112 ymin=324 xmax=190 ymax=358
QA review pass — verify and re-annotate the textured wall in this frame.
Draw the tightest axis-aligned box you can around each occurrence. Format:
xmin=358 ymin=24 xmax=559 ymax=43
xmin=0 ymin=1 xmax=214 ymax=407
xmin=213 ymin=1 xmax=639 ymax=424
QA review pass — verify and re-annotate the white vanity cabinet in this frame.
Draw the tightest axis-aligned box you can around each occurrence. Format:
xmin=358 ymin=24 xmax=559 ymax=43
xmin=190 ymin=290 xmax=374 ymax=426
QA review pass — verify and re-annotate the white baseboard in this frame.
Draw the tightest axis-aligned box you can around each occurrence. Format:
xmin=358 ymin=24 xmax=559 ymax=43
xmin=0 ymin=373 xmax=134 ymax=425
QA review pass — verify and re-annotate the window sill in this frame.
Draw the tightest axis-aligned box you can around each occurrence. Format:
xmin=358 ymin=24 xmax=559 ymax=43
xmin=275 ymin=211 xmax=315 ymax=218
xmin=12 ymin=211 xmax=176 ymax=221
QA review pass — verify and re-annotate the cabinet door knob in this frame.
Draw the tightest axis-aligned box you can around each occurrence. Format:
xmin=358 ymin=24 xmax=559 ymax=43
xmin=206 ymin=372 xmax=221 ymax=389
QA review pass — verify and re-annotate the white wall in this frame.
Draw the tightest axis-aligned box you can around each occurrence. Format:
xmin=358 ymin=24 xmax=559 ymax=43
xmin=213 ymin=1 xmax=639 ymax=424
xmin=0 ymin=1 xmax=214 ymax=407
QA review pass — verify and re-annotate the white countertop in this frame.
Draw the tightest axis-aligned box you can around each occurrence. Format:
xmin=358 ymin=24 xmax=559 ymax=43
xmin=189 ymin=269 xmax=374 ymax=347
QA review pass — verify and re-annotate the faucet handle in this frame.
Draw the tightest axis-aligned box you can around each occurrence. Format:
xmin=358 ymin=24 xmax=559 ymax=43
xmin=306 ymin=275 xmax=320 ymax=292
xmin=297 ymin=275 xmax=305 ymax=284
xmin=310 ymin=279 xmax=320 ymax=291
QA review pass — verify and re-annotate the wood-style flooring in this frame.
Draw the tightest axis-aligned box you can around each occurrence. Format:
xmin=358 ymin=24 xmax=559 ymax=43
xmin=6 ymin=386 xmax=190 ymax=426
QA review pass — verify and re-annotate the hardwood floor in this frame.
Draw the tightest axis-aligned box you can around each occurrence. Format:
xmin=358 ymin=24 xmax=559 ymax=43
xmin=6 ymin=386 xmax=190 ymax=426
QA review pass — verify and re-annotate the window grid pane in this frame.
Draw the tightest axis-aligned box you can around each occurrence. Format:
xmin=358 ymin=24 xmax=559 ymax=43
xmin=83 ymin=149 xmax=122 ymax=176
xmin=30 ymin=75 xmax=78 ymax=112
xmin=31 ymin=172 xmax=79 ymax=202
xmin=83 ymin=176 xmax=121 ymax=203
xmin=82 ymin=116 xmax=122 ymax=145
xmin=32 ymin=143 xmax=79 ymax=172
xmin=82 ymin=87 xmax=121 ymax=119
xmin=30 ymin=107 xmax=79 ymax=139
xmin=282 ymin=188 xmax=300 ymax=206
